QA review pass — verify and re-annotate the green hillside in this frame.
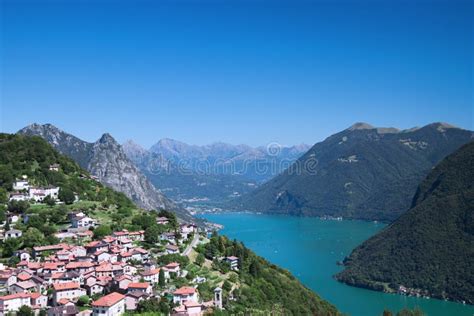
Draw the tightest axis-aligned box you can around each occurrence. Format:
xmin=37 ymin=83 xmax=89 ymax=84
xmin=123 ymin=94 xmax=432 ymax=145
xmin=0 ymin=133 xmax=148 ymax=256
xmin=0 ymin=133 xmax=133 ymax=207
xmin=234 ymin=123 xmax=473 ymax=221
xmin=197 ymin=233 xmax=340 ymax=315
xmin=336 ymin=141 xmax=474 ymax=304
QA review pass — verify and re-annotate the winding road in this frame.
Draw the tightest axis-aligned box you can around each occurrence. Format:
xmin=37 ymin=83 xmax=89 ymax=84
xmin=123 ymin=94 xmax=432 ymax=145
xmin=183 ymin=233 xmax=200 ymax=256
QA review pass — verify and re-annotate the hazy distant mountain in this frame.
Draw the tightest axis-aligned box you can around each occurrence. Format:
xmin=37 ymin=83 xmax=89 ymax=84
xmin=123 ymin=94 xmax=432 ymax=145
xmin=18 ymin=124 xmax=192 ymax=220
xmin=123 ymin=139 xmax=309 ymax=203
xmin=233 ymin=122 xmax=473 ymax=221
xmin=336 ymin=141 xmax=474 ymax=304
xmin=149 ymin=138 xmax=310 ymax=182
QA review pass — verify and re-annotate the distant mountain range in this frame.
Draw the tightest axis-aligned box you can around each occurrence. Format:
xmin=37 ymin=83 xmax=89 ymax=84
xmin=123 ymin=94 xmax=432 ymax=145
xmin=17 ymin=124 xmax=193 ymax=221
xmin=336 ymin=141 xmax=474 ymax=304
xmin=123 ymin=139 xmax=309 ymax=203
xmin=232 ymin=122 xmax=473 ymax=221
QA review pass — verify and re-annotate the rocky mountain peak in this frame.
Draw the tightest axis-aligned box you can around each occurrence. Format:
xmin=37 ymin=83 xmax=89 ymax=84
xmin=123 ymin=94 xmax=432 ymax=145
xmin=98 ymin=133 xmax=117 ymax=144
xmin=17 ymin=123 xmax=191 ymax=221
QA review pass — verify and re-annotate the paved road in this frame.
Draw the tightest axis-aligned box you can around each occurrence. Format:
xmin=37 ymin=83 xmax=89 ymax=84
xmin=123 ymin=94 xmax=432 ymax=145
xmin=183 ymin=233 xmax=200 ymax=256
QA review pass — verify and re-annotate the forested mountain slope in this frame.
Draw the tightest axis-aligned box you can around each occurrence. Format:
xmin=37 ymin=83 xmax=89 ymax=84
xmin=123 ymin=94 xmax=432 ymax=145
xmin=336 ymin=141 xmax=474 ymax=304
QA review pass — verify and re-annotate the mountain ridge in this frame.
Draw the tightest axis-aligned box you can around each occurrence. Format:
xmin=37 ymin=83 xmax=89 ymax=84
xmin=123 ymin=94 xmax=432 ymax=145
xmin=232 ymin=122 xmax=473 ymax=221
xmin=17 ymin=123 xmax=192 ymax=220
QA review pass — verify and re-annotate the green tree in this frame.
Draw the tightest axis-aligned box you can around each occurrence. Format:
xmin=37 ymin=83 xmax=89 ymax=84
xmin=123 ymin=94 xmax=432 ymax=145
xmin=249 ymin=259 xmax=261 ymax=277
xmin=17 ymin=305 xmax=33 ymax=316
xmin=58 ymin=187 xmax=75 ymax=204
xmin=93 ymin=225 xmax=112 ymax=240
xmin=2 ymin=237 xmax=21 ymax=257
xmin=0 ymin=188 xmax=8 ymax=203
xmin=223 ymin=280 xmax=232 ymax=292
xmin=22 ymin=227 xmax=45 ymax=248
xmin=77 ymin=295 xmax=90 ymax=306
xmin=0 ymin=206 xmax=6 ymax=223
xmin=159 ymin=268 xmax=165 ymax=287
xmin=136 ymin=297 xmax=161 ymax=312
xmin=145 ymin=224 xmax=164 ymax=244
xmin=7 ymin=200 xmax=29 ymax=213
xmin=43 ymin=195 xmax=56 ymax=206
xmin=196 ymin=253 xmax=205 ymax=266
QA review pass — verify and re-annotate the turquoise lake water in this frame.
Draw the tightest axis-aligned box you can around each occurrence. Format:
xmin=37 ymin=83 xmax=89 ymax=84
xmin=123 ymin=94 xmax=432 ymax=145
xmin=200 ymin=212 xmax=474 ymax=316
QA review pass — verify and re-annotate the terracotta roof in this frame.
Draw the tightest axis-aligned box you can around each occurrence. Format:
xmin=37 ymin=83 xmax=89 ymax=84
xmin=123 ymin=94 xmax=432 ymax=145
xmin=57 ymin=298 xmax=72 ymax=305
xmin=53 ymin=282 xmax=80 ymax=291
xmin=173 ymin=286 xmax=196 ymax=295
xmin=17 ymin=272 xmax=32 ymax=281
xmin=27 ymin=262 xmax=42 ymax=269
xmin=44 ymin=262 xmax=64 ymax=269
xmin=96 ymin=264 xmax=113 ymax=272
xmin=102 ymin=237 xmax=116 ymax=243
xmin=113 ymin=231 xmax=129 ymax=236
xmin=116 ymin=275 xmax=132 ymax=281
xmin=33 ymin=244 xmax=69 ymax=252
xmin=165 ymin=262 xmax=180 ymax=268
xmin=30 ymin=292 xmax=43 ymax=299
xmin=15 ymin=281 xmax=36 ymax=289
xmin=0 ymin=292 xmax=31 ymax=300
xmin=66 ymin=262 xmax=94 ymax=269
xmin=133 ymin=248 xmax=148 ymax=254
xmin=51 ymin=272 xmax=64 ymax=279
xmin=127 ymin=282 xmax=150 ymax=289
xmin=184 ymin=300 xmax=202 ymax=308
xmin=92 ymin=292 xmax=125 ymax=307
xmin=141 ymin=268 xmax=160 ymax=276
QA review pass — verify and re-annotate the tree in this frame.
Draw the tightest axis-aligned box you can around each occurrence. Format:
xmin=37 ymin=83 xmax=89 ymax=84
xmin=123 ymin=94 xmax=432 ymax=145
xmin=22 ymin=227 xmax=45 ymax=248
xmin=132 ymin=214 xmax=156 ymax=230
xmin=93 ymin=225 xmax=112 ymax=240
xmin=136 ymin=297 xmax=161 ymax=312
xmin=2 ymin=237 xmax=20 ymax=257
xmin=159 ymin=268 xmax=165 ymax=287
xmin=3 ymin=219 xmax=10 ymax=231
xmin=77 ymin=295 xmax=90 ymax=306
xmin=7 ymin=200 xmax=29 ymax=213
xmin=43 ymin=195 xmax=56 ymax=206
xmin=58 ymin=187 xmax=75 ymax=204
xmin=17 ymin=305 xmax=33 ymax=316
xmin=196 ymin=253 xmax=205 ymax=266
xmin=223 ymin=280 xmax=232 ymax=292
xmin=145 ymin=224 xmax=164 ymax=244
xmin=0 ymin=206 xmax=6 ymax=223
xmin=249 ymin=259 xmax=261 ymax=277
xmin=0 ymin=188 xmax=8 ymax=203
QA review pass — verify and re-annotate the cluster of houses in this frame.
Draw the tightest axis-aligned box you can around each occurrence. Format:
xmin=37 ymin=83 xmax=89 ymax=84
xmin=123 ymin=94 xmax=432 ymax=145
xmin=0 ymin=210 xmax=226 ymax=316
xmin=9 ymin=176 xmax=60 ymax=203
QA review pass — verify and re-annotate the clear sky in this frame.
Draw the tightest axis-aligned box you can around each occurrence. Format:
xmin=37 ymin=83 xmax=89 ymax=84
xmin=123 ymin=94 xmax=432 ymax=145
xmin=1 ymin=0 xmax=472 ymax=147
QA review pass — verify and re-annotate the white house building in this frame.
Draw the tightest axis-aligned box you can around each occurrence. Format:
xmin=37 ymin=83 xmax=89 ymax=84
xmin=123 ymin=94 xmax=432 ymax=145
xmin=173 ymin=286 xmax=198 ymax=304
xmin=4 ymin=230 xmax=22 ymax=240
xmin=71 ymin=216 xmax=97 ymax=229
xmin=12 ymin=179 xmax=29 ymax=191
xmin=52 ymin=282 xmax=86 ymax=304
xmin=92 ymin=292 xmax=125 ymax=316
xmin=0 ymin=293 xmax=32 ymax=314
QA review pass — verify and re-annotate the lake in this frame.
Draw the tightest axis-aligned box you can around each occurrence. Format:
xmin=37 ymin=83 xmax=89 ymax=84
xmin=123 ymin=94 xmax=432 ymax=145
xmin=200 ymin=212 xmax=474 ymax=316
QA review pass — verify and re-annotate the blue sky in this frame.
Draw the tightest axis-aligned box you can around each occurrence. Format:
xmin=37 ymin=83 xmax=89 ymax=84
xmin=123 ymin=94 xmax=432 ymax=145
xmin=1 ymin=0 xmax=472 ymax=147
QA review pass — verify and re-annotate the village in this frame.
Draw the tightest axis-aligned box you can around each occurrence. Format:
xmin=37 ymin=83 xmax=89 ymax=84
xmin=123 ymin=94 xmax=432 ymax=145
xmin=0 ymin=178 xmax=238 ymax=316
